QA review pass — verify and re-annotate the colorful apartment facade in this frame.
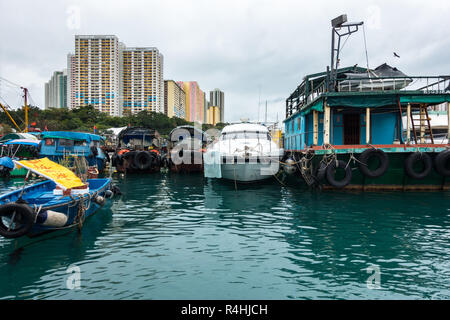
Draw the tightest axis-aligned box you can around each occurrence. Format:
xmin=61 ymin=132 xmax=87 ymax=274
xmin=122 ymin=47 xmax=164 ymax=115
xmin=164 ymin=80 xmax=186 ymax=118
xmin=176 ymin=81 xmax=205 ymax=122
xmin=72 ymin=35 xmax=121 ymax=116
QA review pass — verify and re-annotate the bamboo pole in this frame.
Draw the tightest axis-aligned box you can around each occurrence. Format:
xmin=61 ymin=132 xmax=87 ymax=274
xmin=420 ymin=104 xmax=425 ymax=144
xmin=447 ymin=102 xmax=450 ymax=143
xmin=406 ymin=103 xmax=411 ymax=143
xmin=324 ymin=103 xmax=330 ymax=144
xmin=313 ymin=110 xmax=318 ymax=145
xmin=366 ymin=108 xmax=370 ymax=144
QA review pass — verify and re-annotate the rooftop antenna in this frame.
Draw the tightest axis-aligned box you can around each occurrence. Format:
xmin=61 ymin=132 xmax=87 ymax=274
xmin=264 ymin=100 xmax=267 ymax=124
xmin=257 ymin=85 xmax=261 ymax=123
xmin=330 ymin=14 xmax=363 ymax=91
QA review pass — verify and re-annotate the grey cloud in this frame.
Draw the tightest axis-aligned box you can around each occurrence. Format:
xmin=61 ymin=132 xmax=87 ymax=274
xmin=0 ymin=0 xmax=449 ymax=126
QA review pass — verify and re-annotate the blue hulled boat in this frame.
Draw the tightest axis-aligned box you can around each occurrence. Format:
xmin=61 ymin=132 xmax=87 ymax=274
xmin=0 ymin=158 xmax=119 ymax=239
xmin=39 ymin=131 xmax=107 ymax=172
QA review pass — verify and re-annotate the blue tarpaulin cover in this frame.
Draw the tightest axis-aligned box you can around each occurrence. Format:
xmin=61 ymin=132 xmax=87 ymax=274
xmin=40 ymin=131 xmax=104 ymax=142
xmin=0 ymin=157 xmax=15 ymax=169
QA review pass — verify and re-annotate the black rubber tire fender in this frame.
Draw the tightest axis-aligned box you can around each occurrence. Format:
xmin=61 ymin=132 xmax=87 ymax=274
xmin=0 ymin=203 xmax=35 ymax=239
xmin=358 ymin=149 xmax=389 ymax=178
xmin=134 ymin=151 xmax=153 ymax=170
xmin=404 ymin=152 xmax=432 ymax=179
xmin=315 ymin=162 xmax=328 ymax=182
xmin=434 ymin=150 xmax=450 ymax=177
xmin=326 ymin=159 xmax=352 ymax=188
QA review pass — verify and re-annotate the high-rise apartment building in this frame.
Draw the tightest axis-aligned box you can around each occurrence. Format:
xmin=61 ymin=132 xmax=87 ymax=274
xmin=207 ymin=106 xmax=220 ymax=125
xmin=73 ymin=35 xmax=121 ymax=116
xmin=66 ymin=53 xmax=76 ymax=110
xmin=122 ymin=47 xmax=164 ymax=114
xmin=210 ymin=88 xmax=225 ymax=123
xmin=164 ymin=80 xmax=185 ymax=118
xmin=177 ymin=81 xmax=204 ymax=122
xmin=45 ymin=70 xmax=67 ymax=109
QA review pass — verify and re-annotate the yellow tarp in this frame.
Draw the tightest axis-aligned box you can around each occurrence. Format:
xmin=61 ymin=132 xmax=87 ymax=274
xmin=14 ymin=157 xmax=84 ymax=190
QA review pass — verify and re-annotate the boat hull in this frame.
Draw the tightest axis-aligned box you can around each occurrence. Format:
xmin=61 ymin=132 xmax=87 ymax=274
xmin=221 ymin=162 xmax=274 ymax=182
xmin=0 ymin=178 xmax=112 ymax=238
xmin=284 ymin=145 xmax=450 ymax=191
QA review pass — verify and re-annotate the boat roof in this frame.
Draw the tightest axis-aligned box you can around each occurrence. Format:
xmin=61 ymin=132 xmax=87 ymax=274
xmin=118 ymin=127 xmax=159 ymax=140
xmin=285 ymin=90 xmax=450 ymax=122
xmin=221 ymin=123 xmax=269 ymax=134
xmin=3 ymin=139 xmax=41 ymax=147
xmin=169 ymin=125 xmax=207 ymax=140
xmin=0 ymin=132 xmax=39 ymax=142
xmin=40 ymin=131 xmax=104 ymax=142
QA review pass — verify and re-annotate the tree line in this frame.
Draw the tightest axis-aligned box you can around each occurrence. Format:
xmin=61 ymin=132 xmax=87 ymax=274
xmin=0 ymin=105 xmax=227 ymax=137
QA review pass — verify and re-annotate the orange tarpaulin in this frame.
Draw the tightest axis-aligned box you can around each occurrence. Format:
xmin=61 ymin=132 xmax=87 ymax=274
xmin=14 ymin=157 xmax=85 ymax=190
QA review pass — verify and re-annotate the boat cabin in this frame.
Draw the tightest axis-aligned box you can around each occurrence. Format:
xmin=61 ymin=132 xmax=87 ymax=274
xmin=117 ymin=127 xmax=161 ymax=151
xmin=39 ymin=131 xmax=107 ymax=171
xmin=284 ymin=66 xmax=450 ymax=151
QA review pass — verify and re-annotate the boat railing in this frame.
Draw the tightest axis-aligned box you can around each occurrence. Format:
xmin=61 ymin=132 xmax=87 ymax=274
xmin=336 ymin=75 xmax=450 ymax=93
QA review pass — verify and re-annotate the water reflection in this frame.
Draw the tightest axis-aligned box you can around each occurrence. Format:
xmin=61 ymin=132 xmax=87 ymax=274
xmin=0 ymin=174 xmax=448 ymax=299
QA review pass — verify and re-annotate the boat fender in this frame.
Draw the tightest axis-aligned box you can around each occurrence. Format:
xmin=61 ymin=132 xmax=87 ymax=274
xmin=326 ymin=160 xmax=352 ymax=188
xmin=316 ymin=162 xmax=328 ymax=181
xmin=134 ymin=151 xmax=153 ymax=170
xmin=94 ymin=195 xmax=106 ymax=206
xmin=112 ymin=185 xmax=122 ymax=196
xmin=36 ymin=210 xmax=68 ymax=227
xmin=358 ymin=149 xmax=389 ymax=178
xmin=434 ymin=150 xmax=450 ymax=177
xmin=283 ymin=158 xmax=297 ymax=175
xmin=404 ymin=152 xmax=432 ymax=179
xmin=105 ymin=190 xmax=114 ymax=199
xmin=0 ymin=203 xmax=35 ymax=239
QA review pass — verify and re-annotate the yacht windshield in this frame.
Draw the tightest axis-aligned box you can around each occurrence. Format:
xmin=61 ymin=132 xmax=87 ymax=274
xmin=221 ymin=131 xmax=270 ymax=140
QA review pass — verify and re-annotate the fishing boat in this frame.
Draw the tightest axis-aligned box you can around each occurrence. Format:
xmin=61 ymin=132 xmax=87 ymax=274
xmin=165 ymin=125 xmax=207 ymax=173
xmin=111 ymin=127 xmax=162 ymax=173
xmin=0 ymin=139 xmax=41 ymax=177
xmin=282 ymin=14 xmax=450 ymax=190
xmin=204 ymin=122 xmax=282 ymax=182
xmin=39 ymin=131 xmax=107 ymax=172
xmin=0 ymin=157 xmax=118 ymax=239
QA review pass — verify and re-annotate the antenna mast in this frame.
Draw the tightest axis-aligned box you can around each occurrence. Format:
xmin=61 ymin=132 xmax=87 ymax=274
xmin=330 ymin=14 xmax=363 ymax=91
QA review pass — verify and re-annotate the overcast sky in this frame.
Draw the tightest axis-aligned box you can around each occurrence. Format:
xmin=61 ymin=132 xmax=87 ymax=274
xmin=0 ymin=0 xmax=449 ymax=125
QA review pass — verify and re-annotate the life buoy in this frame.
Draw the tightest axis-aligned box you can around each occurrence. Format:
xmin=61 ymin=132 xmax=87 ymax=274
xmin=404 ymin=152 xmax=432 ymax=179
xmin=326 ymin=159 xmax=352 ymax=188
xmin=134 ymin=151 xmax=153 ymax=170
xmin=434 ymin=150 xmax=450 ymax=177
xmin=0 ymin=203 xmax=35 ymax=239
xmin=358 ymin=149 xmax=389 ymax=178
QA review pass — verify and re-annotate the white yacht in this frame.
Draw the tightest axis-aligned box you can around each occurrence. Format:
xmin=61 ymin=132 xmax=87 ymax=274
xmin=204 ymin=122 xmax=283 ymax=182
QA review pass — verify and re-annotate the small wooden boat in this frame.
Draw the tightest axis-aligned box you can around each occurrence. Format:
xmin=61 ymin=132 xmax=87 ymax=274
xmin=0 ymin=158 xmax=119 ymax=239
xmin=111 ymin=127 xmax=162 ymax=173
xmin=165 ymin=125 xmax=207 ymax=173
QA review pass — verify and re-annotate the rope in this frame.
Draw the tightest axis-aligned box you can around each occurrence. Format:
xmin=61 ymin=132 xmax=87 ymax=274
xmin=362 ymin=24 xmax=370 ymax=71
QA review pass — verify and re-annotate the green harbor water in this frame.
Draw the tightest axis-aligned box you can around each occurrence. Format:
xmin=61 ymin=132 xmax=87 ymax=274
xmin=0 ymin=174 xmax=449 ymax=299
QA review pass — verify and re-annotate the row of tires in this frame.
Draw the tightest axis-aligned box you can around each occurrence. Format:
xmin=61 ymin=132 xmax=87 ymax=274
xmin=317 ymin=149 xmax=450 ymax=188
xmin=111 ymin=151 xmax=161 ymax=171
